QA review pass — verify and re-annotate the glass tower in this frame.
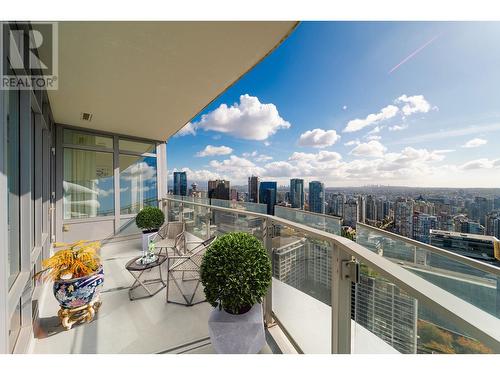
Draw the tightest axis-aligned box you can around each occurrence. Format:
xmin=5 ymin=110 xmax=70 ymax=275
xmin=308 ymin=181 xmax=324 ymax=214
xmin=173 ymin=171 xmax=187 ymax=196
xmin=290 ymin=178 xmax=304 ymax=209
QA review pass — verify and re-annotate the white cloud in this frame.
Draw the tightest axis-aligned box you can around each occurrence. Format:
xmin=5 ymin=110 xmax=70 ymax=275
xmin=190 ymin=94 xmax=290 ymax=140
xmin=388 ymin=124 xmax=408 ymax=131
xmin=173 ymin=167 xmax=222 ymax=182
xmin=461 ymin=138 xmax=488 ymax=148
xmin=344 ymin=140 xmax=360 ymax=146
xmin=344 ymin=105 xmax=399 ymax=133
xmin=196 ymin=145 xmax=233 ymax=157
xmin=343 ymin=94 xmax=433 ymax=133
xmin=175 ymin=146 xmax=455 ymax=186
xmin=367 ymin=126 xmax=383 ymax=135
xmin=289 ymin=150 xmax=342 ymax=163
xmin=242 ymin=151 xmax=258 ymax=158
xmin=350 ymin=141 xmax=387 ymax=158
xmin=366 ymin=135 xmax=382 ymax=141
xmin=209 ymin=155 xmax=265 ymax=180
xmin=298 ymin=128 xmax=341 ymax=148
xmin=264 ymin=141 xmax=271 ymax=147
xmin=175 ymin=122 xmax=197 ymax=137
xmin=255 ymin=154 xmax=273 ymax=162
xmin=242 ymin=151 xmax=273 ymax=163
xmin=460 ymin=158 xmax=500 ymax=170
xmin=395 ymin=94 xmax=432 ymax=116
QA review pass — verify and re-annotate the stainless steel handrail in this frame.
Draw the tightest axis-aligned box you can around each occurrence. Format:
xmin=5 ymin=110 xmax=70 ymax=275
xmin=356 ymin=222 xmax=500 ymax=277
xmin=164 ymin=197 xmax=500 ymax=352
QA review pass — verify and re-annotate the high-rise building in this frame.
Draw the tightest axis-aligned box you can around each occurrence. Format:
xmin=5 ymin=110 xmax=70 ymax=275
xmin=330 ymin=193 xmax=345 ymax=217
xmin=173 ymin=171 xmax=187 ymax=196
xmin=357 ymin=195 xmax=366 ymax=224
xmin=259 ymin=181 xmax=277 ymax=215
xmin=343 ymin=198 xmax=358 ymax=228
xmin=394 ymin=198 xmax=413 ymax=238
xmin=208 ymin=179 xmax=230 ymax=200
xmin=365 ymin=195 xmax=377 ymax=222
xmin=188 ymin=182 xmax=201 ymax=197
xmin=290 ymin=178 xmax=304 ymax=209
xmin=471 ymin=197 xmax=493 ymax=226
xmin=375 ymin=198 xmax=389 ymax=222
xmin=248 ymin=176 xmax=259 ymax=203
xmin=486 ymin=211 xmax=500 ymax=238
xmin=230 ymin=188 xmax=238 ymax=201
xmin=308 ymin=181 xmax=324 ymax=214
xmin=412 ymin=213 xmax=437 ymax=244
xmin=430 ymin=229 xmax=500 ymax=264
xmin=453 ymin=214 xmax=484 ymax=235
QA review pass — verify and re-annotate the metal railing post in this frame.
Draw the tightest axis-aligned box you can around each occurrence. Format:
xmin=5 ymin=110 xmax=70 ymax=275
xmin=206 ymin=207 xmax=211 ymax=240
xmin=331 ymin=242 xmax=355 ymax=354
xmin=263 ymin=217 xmax=275 ymax=327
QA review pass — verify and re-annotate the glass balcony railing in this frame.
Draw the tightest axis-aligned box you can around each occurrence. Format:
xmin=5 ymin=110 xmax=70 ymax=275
xmin=355 ymin=222 xmax=500 ymax=353
xmin=274 ymin=205 xmax=342 ymax=236
xmin=163 ymin=196 xmax=500 ymax=354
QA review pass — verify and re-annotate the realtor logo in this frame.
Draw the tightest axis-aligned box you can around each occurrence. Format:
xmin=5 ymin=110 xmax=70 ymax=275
xmin=1 ymin=22 xmax=58 ymax=90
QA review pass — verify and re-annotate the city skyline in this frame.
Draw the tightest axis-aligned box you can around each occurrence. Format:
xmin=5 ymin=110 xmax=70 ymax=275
xmin=168 ymin=22 xmax=500 ymax=188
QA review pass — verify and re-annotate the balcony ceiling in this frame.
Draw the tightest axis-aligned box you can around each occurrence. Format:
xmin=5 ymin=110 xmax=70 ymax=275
xmin=47 ymin=21 xmax=298 ymax=141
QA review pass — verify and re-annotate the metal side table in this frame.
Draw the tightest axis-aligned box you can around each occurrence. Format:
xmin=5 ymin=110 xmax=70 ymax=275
xmin=125 ymin=255 xmax=167 ymax=300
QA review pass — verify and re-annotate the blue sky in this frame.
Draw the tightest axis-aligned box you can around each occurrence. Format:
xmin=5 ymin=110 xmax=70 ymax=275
xmin=168 ymin=22 xmax=500 ymax=188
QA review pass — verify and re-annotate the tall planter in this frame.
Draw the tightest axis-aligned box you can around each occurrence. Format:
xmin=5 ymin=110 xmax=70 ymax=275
xmin=208 ymin=303 xmax=266 ymax=354
xmin=136 ymin=206 xmax=165 ymax=251
xmin=200 ymin=232 xmax=272 ymax=354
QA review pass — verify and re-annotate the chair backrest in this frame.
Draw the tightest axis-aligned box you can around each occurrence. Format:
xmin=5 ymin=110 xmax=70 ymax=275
xmin=174 ymin=232 xmax=186 ymax=255
xmin=167 ymin=222 xmax=185 ymax=240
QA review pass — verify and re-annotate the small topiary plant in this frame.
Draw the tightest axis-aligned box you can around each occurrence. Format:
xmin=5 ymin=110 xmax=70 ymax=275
xmin=135 ymin=206 xmax=165 ymax=233
xmin=200 ymin=232 xmax=272 ymax=315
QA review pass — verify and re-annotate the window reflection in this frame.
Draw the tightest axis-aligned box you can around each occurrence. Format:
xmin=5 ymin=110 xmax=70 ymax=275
xmin=63 ymin=149 xmax=114 ymax=219
xmin=120 ymin=155 xmax=158 ymax=214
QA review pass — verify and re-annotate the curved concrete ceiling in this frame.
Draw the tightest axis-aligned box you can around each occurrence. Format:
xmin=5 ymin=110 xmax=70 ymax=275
xmin=47 ymin=21 xmax=298 ymax=141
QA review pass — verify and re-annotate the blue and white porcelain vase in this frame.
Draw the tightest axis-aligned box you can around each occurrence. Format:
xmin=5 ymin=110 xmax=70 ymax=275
xmin=53 ymin=266 xmax=104 ymax=309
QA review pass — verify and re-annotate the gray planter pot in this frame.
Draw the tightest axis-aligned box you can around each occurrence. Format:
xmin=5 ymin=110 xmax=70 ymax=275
xmin=208 ymin=303 xmax=266 ymax=354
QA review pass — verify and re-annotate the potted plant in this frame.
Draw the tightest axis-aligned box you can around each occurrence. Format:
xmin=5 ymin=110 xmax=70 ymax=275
xmin=135 ymin=206 xmax=165 ymax=252
xmin=200 ymin=232 xmax=272 ymax=354
xmin=35 ymin=240 xmax=104 ymax=330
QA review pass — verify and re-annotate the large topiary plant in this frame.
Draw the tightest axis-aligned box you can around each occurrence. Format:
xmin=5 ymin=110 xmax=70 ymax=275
xmin=200 ymin=232 xmax=272 ymax=315
xmin=135 ymin=206 xmax=165 ymax=233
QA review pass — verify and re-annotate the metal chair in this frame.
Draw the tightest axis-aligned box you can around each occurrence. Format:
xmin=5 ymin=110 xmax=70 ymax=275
xmin=166 ymin=236 xmax=217 ymax=306
xmin=153 ymin=221 xmax=185 ymax=255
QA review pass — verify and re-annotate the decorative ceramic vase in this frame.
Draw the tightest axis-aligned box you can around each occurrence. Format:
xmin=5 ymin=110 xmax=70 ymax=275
xmin=53 ymin=266 xmax=104 ymax=309
xmin=208 ymin=303 xmax=266 ymax=354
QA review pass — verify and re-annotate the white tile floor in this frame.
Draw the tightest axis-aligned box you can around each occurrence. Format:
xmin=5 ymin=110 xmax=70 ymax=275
xmin=32 ymin=238 xmax=278 ymax=354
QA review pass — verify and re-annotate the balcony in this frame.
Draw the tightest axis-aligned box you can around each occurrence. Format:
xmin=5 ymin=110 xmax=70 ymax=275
xmin=33 ymin=196 xmax=500 ymax=354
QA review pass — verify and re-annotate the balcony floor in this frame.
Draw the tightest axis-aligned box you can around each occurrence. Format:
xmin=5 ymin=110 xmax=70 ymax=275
xmin=32 ymin=238 xmax=281 ymax=354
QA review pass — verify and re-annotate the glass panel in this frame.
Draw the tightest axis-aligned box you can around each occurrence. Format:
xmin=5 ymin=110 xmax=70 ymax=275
xmin=9 ymin=299 xmax=22 ymax=353
xmin=275 ymin=206 xmax=341 ymax=235
xmin=181 ymin=201 xmax=211 ymax=241
xmin=352 ymin=262 xmax=497 ymax=354
xmin=272 ymin=222 xmax=332 ymax=353
xmin=119 ymin=138 xmax=156 ymax=154
xmin=63 ymin=129 xmax=113 ymax=149
xmin=6 ymin=89 xmax=21 ymax=288
xmin=356 ymin=224 xmax=500 ymax=319
xmin=211 ymin=198 xmax=267 ymax=214
xmin=63 ymin=148 xmax=114 ymax=219
xmin=117 ymin=217 xmax=142 ymax=236
xmin=119 ymin=155 xmax=158 ymax=214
